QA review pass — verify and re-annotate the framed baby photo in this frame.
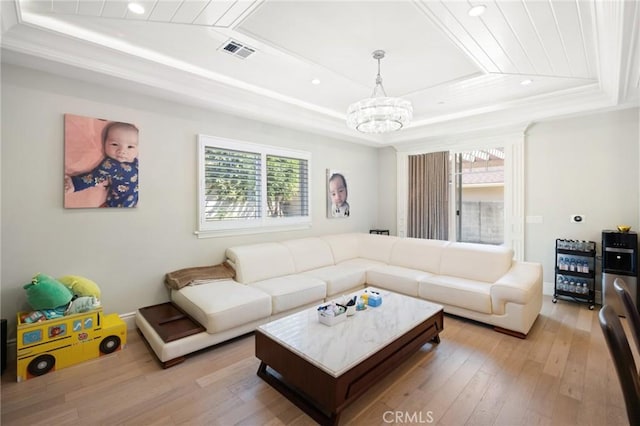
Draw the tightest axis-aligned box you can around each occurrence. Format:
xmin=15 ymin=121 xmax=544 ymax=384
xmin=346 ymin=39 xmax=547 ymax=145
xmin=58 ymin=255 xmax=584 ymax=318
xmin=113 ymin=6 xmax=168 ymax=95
xmin=64 ymin=114 xmax=139 ymax=208
xmin=326 ymin=169 xmax=350 ymax=218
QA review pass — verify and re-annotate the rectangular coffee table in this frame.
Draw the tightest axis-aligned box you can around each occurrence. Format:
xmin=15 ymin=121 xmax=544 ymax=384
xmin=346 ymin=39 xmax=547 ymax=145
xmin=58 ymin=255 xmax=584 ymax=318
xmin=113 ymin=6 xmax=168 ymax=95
xmin=255 ymin=289 xmax=444 ymax=426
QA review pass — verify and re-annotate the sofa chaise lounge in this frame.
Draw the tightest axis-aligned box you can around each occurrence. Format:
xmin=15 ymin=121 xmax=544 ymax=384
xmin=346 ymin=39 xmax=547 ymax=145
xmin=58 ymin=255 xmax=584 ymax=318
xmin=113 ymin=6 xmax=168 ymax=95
xmin=136 ymin=233 xmax=543 ymax=366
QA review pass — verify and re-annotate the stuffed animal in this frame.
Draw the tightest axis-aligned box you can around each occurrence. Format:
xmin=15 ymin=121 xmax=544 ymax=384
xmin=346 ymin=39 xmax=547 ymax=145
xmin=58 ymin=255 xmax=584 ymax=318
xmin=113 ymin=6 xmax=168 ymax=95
xmin=21 ymin=307 xmax=67 ymax=323
xmin=65 ymin=296 xmax=100 ymax=315
xmin=23 ymin=273 xmax=73 ymax=311
xmin=57 ymin=275 xmax=101 ymax=300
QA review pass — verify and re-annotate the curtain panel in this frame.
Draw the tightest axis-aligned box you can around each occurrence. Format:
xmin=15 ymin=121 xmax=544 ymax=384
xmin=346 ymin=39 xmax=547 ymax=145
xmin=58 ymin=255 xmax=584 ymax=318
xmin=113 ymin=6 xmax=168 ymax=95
xmin=407 ymin=151 xmax=449 ymax=240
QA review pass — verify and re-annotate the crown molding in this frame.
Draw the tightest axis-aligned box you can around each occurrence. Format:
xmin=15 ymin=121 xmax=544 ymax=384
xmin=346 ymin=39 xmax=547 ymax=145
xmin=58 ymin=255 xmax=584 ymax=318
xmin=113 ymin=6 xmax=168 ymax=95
xmin=1 ymin=37 xmax=377 ymax=148
xmin=2 ymin=1 xmax=638 ymax=149
xmin=594 ymin=0 xmax=640 ymax=104
xmin=389 ymin=82 xmax=619 ymax=147
xmin=0 ymin=0 xmax=21 ymax=34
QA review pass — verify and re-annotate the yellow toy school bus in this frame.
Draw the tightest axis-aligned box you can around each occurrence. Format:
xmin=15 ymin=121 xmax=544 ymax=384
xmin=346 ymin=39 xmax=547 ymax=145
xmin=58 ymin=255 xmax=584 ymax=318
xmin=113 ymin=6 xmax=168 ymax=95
xmin=16 ymin=307 xmax=126 ymax=382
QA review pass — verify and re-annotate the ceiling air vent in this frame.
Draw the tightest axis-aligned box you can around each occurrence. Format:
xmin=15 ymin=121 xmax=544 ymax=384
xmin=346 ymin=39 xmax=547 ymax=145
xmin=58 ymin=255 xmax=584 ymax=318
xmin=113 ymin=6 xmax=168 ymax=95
xmin=220 ymin=40 xmax=255 ymax=60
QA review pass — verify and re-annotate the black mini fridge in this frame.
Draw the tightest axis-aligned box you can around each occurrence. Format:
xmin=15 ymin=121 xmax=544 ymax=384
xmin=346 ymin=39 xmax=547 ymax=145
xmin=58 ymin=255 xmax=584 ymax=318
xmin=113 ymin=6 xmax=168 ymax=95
xmin=602 ymin=230 xmax=638 ymax=317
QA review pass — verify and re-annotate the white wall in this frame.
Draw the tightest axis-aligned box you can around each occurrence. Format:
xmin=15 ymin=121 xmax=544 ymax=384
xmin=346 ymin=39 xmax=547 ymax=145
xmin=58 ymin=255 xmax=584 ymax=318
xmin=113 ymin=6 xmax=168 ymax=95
xmin=376 ymin=146 xmax=397 ymax=235
xmin=0 ymin=64 xmax=380 ymax=334
xmin=525 ymin=107 xmax=640 ymax=294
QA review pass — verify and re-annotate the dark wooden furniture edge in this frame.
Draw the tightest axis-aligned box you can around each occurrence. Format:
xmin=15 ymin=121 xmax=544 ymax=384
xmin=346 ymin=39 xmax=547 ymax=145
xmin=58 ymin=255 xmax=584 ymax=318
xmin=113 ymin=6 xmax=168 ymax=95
xmin=258 ymin=361 xmax=338 ymax=426
xmin=136 ymin=328 xmax=186 ymax=368
xmin=137 ymin=302 xmax=206 ymax=368
xmin=494 ymin=326 xmax=527 ymax=339
xmin=256 ymin=309 xmax=443 ymax=425
xmin=138 ymin=302 xmax=205 ymax=342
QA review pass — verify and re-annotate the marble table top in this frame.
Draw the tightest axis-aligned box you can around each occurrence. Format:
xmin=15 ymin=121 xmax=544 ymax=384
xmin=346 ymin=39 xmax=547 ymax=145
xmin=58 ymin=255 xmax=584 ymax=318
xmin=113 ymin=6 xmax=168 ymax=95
xmin=257 ymin=288 xmax=443 ymax=377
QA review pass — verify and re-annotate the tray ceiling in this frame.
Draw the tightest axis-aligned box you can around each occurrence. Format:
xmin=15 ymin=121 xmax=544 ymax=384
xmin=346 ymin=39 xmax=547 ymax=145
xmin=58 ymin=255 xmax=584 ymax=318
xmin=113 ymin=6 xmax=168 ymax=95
xmin=1 ymin=0 xmax=638 ymax=146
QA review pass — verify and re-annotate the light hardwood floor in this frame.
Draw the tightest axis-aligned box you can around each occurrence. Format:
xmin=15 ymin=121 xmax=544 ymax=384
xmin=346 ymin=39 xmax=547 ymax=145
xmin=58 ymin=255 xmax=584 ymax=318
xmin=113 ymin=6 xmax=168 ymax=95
xmin=1 ymin=295 xmax=634 ymax=426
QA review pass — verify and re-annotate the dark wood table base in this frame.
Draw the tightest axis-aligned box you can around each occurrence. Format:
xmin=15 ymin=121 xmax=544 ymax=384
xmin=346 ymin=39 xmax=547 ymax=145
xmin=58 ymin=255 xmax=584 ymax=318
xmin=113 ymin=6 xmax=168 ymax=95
xmin=256 ymin=310 xmax=443 ymax=426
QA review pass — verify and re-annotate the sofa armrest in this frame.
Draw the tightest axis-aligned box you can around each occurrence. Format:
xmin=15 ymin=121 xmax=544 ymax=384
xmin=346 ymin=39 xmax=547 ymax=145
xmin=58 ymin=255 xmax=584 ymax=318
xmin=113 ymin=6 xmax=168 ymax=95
xmin=491 ymin=262 xmax=543 ymax=315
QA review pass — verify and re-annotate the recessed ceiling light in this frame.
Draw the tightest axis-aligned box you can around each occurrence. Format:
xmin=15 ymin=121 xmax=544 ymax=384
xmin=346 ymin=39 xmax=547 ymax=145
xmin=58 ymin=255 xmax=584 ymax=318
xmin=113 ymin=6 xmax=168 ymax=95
xmin=520 ymin=79 xmax=533 ymax=86
xmin=468 ymin=5 xmax=486 ymax=17
xmin=127 ymin=2 xmax=145 ymax=15
xmin=311 ymin=78 xmax=321 ymax=85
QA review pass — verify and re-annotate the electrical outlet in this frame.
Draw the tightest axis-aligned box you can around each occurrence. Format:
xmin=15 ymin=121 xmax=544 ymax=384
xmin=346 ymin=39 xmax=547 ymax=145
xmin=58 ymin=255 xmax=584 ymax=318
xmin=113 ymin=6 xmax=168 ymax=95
xmin=570 ymin=214 xmax=585 ymax=223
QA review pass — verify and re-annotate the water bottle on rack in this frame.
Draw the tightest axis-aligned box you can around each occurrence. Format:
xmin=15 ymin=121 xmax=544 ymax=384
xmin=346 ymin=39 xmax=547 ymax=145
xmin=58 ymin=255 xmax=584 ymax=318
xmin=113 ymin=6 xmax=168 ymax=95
xmin=557 ymin=275 xmax=564 ymax=291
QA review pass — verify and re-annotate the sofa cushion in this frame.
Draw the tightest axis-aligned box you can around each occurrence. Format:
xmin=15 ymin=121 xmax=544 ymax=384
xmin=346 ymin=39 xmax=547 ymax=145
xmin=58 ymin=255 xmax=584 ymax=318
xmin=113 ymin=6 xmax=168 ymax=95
xmin=321 ymin=233 xmax=361 ymax=263
xmin=226 ymin=243 xmax=295 ymax=284
xmin=171 ymin=280 xmax=272 ymax=334
xmin=357 ymin=233 xmax=399 ymax=263
xmin=249 ymin=275 xmax=326 ymax=314
xmin=338 ymin=258 xmax=386 ymax=270
xmin=301 ymin=265 xmax=366 ymax=297
xmin=418 ymin=275 xmax=493 ymax=314
xmin=439 ymin=242 xmax=513 ymax=283
xmin=367 ymin=265 xmax=433 ymax=297
xmin=282 ymin=238 xmax=335 ymax=272
xmin=390 ymin=238 xmax=450 ymax=274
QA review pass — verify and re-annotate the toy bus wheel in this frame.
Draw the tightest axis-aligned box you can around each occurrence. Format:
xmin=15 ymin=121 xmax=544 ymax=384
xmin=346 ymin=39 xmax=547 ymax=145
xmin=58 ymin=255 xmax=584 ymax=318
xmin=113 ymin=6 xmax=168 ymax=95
xmin=28 ymin=354 xmax=55 ymax=376
xmin=100 ymin=335 xmax=121 ymax=354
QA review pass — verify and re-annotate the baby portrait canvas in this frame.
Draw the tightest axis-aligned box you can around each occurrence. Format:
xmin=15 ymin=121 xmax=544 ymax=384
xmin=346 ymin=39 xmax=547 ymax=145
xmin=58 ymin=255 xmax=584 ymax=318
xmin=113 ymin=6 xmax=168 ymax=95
xmin=64 ymin=114 xmax=139 ymax=208
xmin=327 ymin=169 xmax=350 ymax=218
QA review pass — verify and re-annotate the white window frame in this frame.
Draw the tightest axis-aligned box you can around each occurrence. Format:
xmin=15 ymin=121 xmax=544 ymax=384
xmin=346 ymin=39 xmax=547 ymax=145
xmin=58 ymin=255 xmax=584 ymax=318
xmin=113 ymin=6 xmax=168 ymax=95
xmin=196 ymin=134 xmax=312 ymax=238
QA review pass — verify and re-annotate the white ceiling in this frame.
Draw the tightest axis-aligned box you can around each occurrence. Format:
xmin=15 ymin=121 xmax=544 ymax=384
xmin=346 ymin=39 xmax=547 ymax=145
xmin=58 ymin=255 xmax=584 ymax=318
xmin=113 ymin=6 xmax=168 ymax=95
xmin=1 ymin=0 xmax=639 ymax=147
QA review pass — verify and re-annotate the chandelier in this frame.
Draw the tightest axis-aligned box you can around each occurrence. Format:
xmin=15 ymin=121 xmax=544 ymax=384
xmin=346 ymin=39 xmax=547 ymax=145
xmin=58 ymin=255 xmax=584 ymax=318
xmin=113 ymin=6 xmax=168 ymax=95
xmin=347 ymin=50 xmax=413 ymax=133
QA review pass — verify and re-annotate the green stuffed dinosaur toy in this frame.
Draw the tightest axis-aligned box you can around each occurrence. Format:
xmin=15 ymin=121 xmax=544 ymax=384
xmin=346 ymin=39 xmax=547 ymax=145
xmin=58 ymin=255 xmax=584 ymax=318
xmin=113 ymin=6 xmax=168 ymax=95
xmin=23 ymin=273 xmax=73 ymax=311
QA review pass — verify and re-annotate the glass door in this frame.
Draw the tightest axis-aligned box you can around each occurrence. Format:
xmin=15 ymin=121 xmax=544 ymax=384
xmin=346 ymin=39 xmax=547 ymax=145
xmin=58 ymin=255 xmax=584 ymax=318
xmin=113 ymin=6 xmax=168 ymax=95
xmin=453 ymin=148 xmax=505 ymax=245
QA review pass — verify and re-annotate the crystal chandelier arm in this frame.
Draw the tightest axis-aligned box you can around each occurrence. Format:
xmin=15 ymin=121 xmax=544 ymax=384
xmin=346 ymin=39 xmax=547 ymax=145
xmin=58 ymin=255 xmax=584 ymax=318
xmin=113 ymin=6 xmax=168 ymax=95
xmin=372 ymin=50 xmax=387 ymax=97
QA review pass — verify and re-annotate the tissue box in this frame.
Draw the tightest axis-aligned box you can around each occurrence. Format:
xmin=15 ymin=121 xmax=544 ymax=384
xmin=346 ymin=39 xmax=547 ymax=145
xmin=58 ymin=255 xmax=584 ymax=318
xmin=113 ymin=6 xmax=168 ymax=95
xmin=367 ymin=293 xmax=382 ymax=307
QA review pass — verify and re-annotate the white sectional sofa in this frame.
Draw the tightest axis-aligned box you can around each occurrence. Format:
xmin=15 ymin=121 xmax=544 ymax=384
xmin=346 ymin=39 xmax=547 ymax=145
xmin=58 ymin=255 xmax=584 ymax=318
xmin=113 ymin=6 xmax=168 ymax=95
xmin=136 ymin=233 xmax=542 ymax=366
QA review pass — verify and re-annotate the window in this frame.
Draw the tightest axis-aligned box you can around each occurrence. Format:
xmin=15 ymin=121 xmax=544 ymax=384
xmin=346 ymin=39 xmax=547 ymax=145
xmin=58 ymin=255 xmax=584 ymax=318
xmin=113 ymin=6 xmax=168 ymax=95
xmin=197 ymin=135 xmax=311 ymax=236
xmin=396 ymin=131 xmax=524 ymax=260
xmin=453 ymin=148 xmax=505 ymax=245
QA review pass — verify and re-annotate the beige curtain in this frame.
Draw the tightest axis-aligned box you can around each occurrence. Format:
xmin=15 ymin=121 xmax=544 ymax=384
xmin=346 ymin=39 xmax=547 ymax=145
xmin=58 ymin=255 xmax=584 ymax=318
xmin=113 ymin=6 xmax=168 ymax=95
xmin=407 ymin=151 xmax=449 ymax=240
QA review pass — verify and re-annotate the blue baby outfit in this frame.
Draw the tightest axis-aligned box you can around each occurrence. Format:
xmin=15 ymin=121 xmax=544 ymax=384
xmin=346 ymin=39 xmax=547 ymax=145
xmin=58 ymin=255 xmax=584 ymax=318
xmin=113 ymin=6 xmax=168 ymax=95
xmin=71 ymin=158 xmax=138 ymax=207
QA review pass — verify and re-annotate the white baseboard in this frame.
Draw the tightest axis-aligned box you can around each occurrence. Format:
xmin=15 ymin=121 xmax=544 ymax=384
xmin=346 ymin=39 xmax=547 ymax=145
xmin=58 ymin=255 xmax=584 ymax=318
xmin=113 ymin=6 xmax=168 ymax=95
xmin=120 ymin=311 xmax=137 ymax=330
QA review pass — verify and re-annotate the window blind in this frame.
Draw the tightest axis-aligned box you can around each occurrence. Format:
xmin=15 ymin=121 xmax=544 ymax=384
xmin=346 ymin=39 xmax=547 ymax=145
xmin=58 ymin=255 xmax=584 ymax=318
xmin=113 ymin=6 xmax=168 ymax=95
xmin=203 ymin=146 xmax=261 ymax=221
